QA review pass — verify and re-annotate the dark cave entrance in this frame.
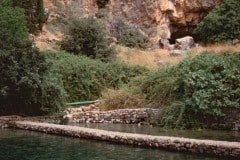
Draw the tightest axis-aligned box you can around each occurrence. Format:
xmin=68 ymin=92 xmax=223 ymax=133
xmin=169 ymin=26 xmax=200 ymax=44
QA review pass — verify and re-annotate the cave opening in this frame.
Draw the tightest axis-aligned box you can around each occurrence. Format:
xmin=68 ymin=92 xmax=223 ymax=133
xmin=169 ymin=26 xmax=200 ymax=44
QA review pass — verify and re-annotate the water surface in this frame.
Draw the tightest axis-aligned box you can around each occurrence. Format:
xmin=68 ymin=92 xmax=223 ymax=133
xmin=68 ymin=123 xmax=240 ymax=142
xmin=0 ymin=129 xmax=233 ymax=160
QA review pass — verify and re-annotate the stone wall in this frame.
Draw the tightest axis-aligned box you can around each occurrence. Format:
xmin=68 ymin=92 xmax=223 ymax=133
xmin=210 ymin=109 xmax=240 ymax=131
xmin=12 ymin=121 xmax=240 ymax=158
xmin=0 ymin=120 xmax=5 ymax=128
xmin=0 ymin=119 xmax=9 ymax=129
xmin=62 ymin=106 xmax=240 ymax=131
xmin=62 ymin=108 xmax=161 ymax=125
xmin=0 ymin=116 xmax=23 ymax=129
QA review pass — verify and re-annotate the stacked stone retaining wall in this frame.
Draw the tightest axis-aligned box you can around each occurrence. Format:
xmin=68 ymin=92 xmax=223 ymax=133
xmin=63 ymin=106 xmax=240 ymax=131
xmin=11 ymin=121 xmax=240 ymax=158
xmin=0 ymin=119 xmax=8 ymax=128
xmin=63 ymin=108 xmax=161 ymax=125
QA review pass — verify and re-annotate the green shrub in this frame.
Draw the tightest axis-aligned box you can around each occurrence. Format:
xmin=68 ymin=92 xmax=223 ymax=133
xmin=96 ymin=8 xmax=109 ymax=18
xmin=12 ymin=0 xmax=45 ymax=33
xmin=139 ymin=52 xmax=240 ymax=128
xmin=44 ymin=51 xmax=148 ymax=102
xmin=0 ymin=0 xmax=12 ymax=6
xmin=96 ymin=0 xmax=109 ymax=8
xmin=139 ymin=67 xmax=179 ymax=107
xmin=196 ymin=0 xmax=240 ymax=43
xmin=181 ymin=53 xmax=240 ymax=116
xmin=0 ymin=5 xmax=28 ymax=49
xmin=61 ymin=17 xmax=115 ymax=62
xmin=118 ymin=28 xmax=149 ymax=49
xmin=109 ymin=18 xmax=149 ymax=49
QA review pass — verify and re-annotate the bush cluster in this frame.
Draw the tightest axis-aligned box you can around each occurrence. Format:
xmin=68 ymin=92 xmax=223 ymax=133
xmin=138 ymin=52 xmax=240 ymax=128
xmin=61 ymin=17 xmax=115 ymax=62
xmin=44 ymin=51 xmax=148 ymax=102
xmin=96 ymin=0 xmax=110 ymax=8
xmin=1 ymin=0 xmax=45 ymax=34
xmin=12 ymin=0 xmax=45 ymax=33
xmin=0 ymin=4 xmax=28 ymax=49
xmin=196 ymin=0 xmax=240 ymax=43
xmin=109 ymin=18 xmax=149 ymax=49
xmin=118 ymin=28 xmax=149 ymax=49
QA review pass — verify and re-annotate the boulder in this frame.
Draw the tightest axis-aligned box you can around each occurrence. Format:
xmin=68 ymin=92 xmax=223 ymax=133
xmin=159 ymin=38 xmax=170 ymax=50
xmin=232 ymin=39 xmax=239 ymax=45
xmin=175 ymin=36 xmax=195 ymax=50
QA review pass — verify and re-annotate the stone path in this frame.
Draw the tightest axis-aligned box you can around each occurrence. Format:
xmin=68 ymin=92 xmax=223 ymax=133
xmin=11 ymin=121 xmax=240 ymax=158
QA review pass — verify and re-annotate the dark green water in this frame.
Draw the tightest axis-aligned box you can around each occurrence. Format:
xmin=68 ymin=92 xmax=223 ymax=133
xmin=0 ymin=129 xmax=232 ymax=160
xmin=68 ymin=123 xmax=240 ymax=142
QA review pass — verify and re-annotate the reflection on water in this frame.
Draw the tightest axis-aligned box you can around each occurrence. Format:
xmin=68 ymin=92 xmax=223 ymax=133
xmin=68 ymin=123 xmax=240 ymax=142
xmin=0 ymin=129 xmax=232 ymax=160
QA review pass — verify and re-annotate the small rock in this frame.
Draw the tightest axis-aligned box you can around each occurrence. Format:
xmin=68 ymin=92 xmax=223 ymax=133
xmin=170 ymin=49 xmax=186 ymax=56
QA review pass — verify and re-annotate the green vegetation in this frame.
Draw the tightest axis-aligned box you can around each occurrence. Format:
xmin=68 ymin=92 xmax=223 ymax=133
xmin=0 ymin=0 xmax=45 ymax=34
xmin=118 ymin=28 xmax=149 ymax=49
xmin=96 ymin=0 xmax=110 ymax=8
xmin=196 ymin=0 xmax=240 ymax=43
xmin=0 ymin=3 xmax=64 ymax=116
xmin=99 ymin=88 xmax=146 ymax=111
xmin=12 ymin=0 xmax=45 ymax=33
xmin=109 ymin=19 xmax=149 ymax=49
xmin=61 ymin=17 xmax=115 ymax=62
xmin=138 ymin=53 xmax=240 ymax=128
xmin=0 ymin=4 xmax=28 ymax=49
xmin=45 ymin=51 xmax=148 ymax=102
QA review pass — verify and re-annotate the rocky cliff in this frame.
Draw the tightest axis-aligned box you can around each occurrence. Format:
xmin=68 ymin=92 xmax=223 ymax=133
xmin=43 ymin=0 xmax=222 ymax=46
xmin=107 ymin=0 xmax=222 ymax=44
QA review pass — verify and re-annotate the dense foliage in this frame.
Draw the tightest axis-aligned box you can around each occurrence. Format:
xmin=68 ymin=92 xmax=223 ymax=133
xmin=96 ymin=0 xmax=110 ymax=8
xmin=139 ymin=53 xmax=240 ymax=128
xmin=109 ymin=19 xmax=149 ymax=49
xmin=61 ymin=17 xmax=115 ymax=62
xmin=0 ymin=4 xmax=28 ymax=49
xmin=12 ymin=0 xmax=45 ymax=33
xmin=196 ymin=0 xmax=240 ymax=43
xmin=118 ymin=28 xmax=149 ymax=49
xmin=45 ymin=51 xmax=148 ymax=102
xmin=0 ymin=4 xmax=64 ymax=116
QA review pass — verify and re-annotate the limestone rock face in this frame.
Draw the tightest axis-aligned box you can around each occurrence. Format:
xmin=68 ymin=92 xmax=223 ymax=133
xmin=43 ymin=0 xmax=222 ymax=45
xmin=107 ymin=0 xmax=222 ymax=43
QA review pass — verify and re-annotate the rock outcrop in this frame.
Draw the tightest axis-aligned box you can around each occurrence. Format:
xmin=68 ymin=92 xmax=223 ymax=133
xmin=43 ymin=0 xmax=223 ymax=47
xmin=107 ymin=0 xmax=222 ymax=44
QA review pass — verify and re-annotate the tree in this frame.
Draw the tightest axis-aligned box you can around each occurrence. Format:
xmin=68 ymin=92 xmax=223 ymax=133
xmin=0 ymin=5 xmax=28 ymax=49
xmin=61 ymin=17 xmax=115 ymax=62
xmin=0 ymin=4 xmax=64 ymax=115
xmin=12 ymin=0 xmax=45 ymax=33
xmin=196 ymin=0 xmax=240 ymax=43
